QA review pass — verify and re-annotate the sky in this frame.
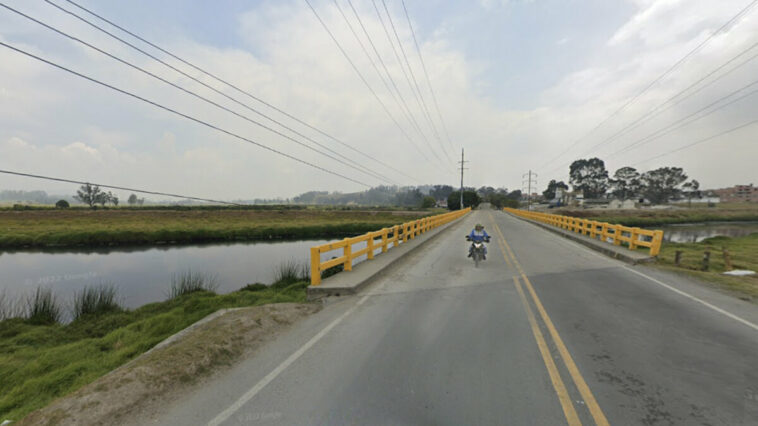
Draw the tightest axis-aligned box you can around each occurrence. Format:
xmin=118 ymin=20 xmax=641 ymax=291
xmin=1 ymin=0 xmax=757 ymax=201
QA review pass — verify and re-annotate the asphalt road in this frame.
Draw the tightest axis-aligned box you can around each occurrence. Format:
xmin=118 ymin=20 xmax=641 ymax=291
xmin=150 ymin=209 xmax=758 ymax=425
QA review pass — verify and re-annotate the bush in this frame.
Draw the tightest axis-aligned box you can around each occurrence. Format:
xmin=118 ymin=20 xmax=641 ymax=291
xmin=55 ymin=199 xmax=70 ymax=209
xmin=72 ymin=284 xmax=122 ymax=319
xmin=503 ymin=199 xmax=520 ymax=208
xmin=241 ymin=283 xmax=268 ymax=292
xmin=26 ymin=287 xmax=62 ymax=325
xmin=447 ymin=191 xmax=481 ymax=210
xmin=272 ymin=260 xmax=310 ymax=288
xmin=168 ymin=271 xmax=219 ymax=299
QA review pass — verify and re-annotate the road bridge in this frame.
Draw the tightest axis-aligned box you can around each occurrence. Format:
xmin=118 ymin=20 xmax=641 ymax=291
xmin=150 ymin=208 xmax=758 ymax=425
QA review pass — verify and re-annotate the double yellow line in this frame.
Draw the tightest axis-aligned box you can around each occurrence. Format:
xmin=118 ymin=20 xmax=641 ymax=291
xmin=488 ymin=213 xmax=609 ymax=426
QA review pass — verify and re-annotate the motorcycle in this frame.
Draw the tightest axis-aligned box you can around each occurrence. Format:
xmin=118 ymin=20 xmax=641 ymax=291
xmin=466 ymin=235 xmax=490 ymax=267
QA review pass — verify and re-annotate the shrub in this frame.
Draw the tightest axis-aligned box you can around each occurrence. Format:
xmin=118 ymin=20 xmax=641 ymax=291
xmin=272 ymin=260 xmax=309 ymax=288
xmin=55 ymin=199 xmax=70 ymax=209
xmin=26 ymin=287 xmax=62 ymax=325
xmin=241 ymin=283 xmax=268 ymax=292
xmin=421 ymin=196 xmax=436 ymax=209
xmin=168 ymin=271 xmax=219 ymax=299
xmin=72 ymin=284 xmax=122 ymax=319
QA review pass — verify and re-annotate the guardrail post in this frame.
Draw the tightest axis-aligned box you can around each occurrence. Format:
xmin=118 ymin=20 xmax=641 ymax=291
xmin=403 ymin=223 xmax=409 ymax=243
xmin=629 ymin=227 xmax=640 ymax=250
xmin=381 ymin=228 xmax=388 ymax=253
xmin=367 ymin=234 xmax=375 ymax=260
xmin=613 ymin=225 xmax=622 ymax=246
xmin=650 ymin=230 xmax=663 ymax=257
xmin=310 ymin=247 xmax=321 ymax=286
xmin=344 ymin=238 xmax=352 ymax=271
xmin=590 ymin=221 xmax=597 ymax=239
xmin=394 ymin=225 xmax=400 ymax=246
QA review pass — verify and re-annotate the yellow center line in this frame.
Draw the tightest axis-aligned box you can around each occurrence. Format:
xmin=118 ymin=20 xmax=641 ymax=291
xmin=489 ymin=212 xmax=610 ymax=426
xmin=490 ymin=228 xmax=581 ymax=425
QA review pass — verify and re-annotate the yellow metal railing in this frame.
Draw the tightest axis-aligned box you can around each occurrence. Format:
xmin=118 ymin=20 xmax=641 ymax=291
xmin=503 ymin=208 xmax=664 ymax=257
xmin=310 ymin=208 xmax=471 ymax=285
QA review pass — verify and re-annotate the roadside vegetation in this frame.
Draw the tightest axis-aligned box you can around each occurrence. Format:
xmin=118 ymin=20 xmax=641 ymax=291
xmin=0 ymin=208 xmax=430 ymax=249
xmin=655 ymin=233 xmax=758 ymax=300
xmin=0 ymin=268 xmax=311 ymax=422
xmin=556 ymin=203 xmax=758 ymax=227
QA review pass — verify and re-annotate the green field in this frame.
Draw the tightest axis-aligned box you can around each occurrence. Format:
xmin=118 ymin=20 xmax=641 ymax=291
xmin=556 ymin=203 xmax=758 ymax=227
xmin=0 ymin=279 xmax=310 ymax=422
xmin=0 ymin=208 xmax=431 ymax=248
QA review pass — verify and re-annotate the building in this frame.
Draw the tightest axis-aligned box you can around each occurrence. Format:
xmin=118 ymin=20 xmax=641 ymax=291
xmin=711 ymin=184 xmax=758 ymax=202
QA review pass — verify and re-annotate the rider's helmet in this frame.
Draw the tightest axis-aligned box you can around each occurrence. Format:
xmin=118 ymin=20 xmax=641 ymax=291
xmin=475 ymin=224 xmax=484 ymax=231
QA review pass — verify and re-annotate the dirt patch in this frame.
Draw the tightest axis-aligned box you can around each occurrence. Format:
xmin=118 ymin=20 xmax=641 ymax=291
xmin=17 ymin=303 xmax=320 ymax=426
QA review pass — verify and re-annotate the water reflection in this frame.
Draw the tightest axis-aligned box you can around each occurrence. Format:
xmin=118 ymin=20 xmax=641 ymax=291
xmin=656 ymin=222 xmax=758 ymax=243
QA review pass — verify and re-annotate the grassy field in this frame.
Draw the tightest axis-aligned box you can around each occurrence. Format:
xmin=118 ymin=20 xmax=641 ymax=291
xmin=556 ymin=203 xmax=758 ymax=227
xmin=655 ymin=233 xmax=758 ymax=300
xmin=0 ymin=208 xmax=431 ymax=248
xmin=0 ymin=276 xmax=310 ymax=422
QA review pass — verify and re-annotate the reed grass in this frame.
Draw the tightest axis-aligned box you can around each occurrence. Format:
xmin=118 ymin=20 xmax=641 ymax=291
xmin=72 ymin=284 xmax=122 ymax=320
xmin=167 ymin=271 xmax=219 ymax=299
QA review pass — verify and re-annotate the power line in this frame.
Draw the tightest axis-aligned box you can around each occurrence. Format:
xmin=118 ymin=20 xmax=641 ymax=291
xmin=401 ymin=0 xmax=456 ymax=153
xmin=0 ymin=41 xmax=372 ymax=187
xmin=3 ymin=2 xmax=394 ymax=185
xmin=380 ymin=0 xmax=451 ymax=162
xmin=608 ymin=78 xmax=758 ymax=158
xmin=369 ymin=0 xmax=446 ymax=165
xmin=631 ymin=116 xmax=758 ymax=166
xmin=0 ymin=169 xmax=244 ymax=205
xmin=35 ymin=0 xmax=394 ymax=183
xmin=51 ymin=0 xmax=420 ymax=184
xmin=540 ymin=0 xmax=758 ymax=169
xmin=332 ymin=0 xmax=425 ymax=163
xmin=303 ymin=0 xmax=451 ymax=175
xmin=576 ymin=40 xmax=758 ymax=158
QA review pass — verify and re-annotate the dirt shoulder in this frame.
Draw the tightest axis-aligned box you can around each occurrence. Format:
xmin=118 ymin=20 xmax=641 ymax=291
xmin=18 ymin=303 xmax=320 ymax=426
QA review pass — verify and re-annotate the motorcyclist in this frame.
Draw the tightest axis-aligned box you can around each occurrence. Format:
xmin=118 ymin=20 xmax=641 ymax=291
xmin=467 ymin=224 xmax=490 ymax=260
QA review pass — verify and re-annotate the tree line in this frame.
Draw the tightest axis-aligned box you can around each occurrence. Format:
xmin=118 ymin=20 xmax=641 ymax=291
xmin=543 ymin=158 xmax=700 ymax=204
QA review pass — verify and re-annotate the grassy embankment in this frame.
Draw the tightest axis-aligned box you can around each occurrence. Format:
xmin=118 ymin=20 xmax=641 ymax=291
xmin=556 ymin=202 xmax=758 ymax=227
xmin=0 ymin=208 xmax=431 ymax=249
xmin=0 ymin=267 xmax=311 ymax=422
xmin=655 ymin=234 xmax=758 ymax=300
xmin=558 ymin=203 xmax=758 ymax=300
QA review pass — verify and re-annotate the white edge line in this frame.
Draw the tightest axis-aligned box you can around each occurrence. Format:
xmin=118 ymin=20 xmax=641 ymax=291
xmin=207 ymin=294 xmax=371 ymax=426
xmin=505 ymin=213 xmax=758 ymax=332
xmin=621 ymin=265 xmax=758 ymax=332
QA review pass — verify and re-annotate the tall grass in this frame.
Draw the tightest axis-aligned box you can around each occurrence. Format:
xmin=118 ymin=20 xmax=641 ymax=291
xmin=72 ymin=284 xmax=122 ymax=320
xmin=26 ymin=287 xmax=62 ymax=325
xmin=168 ymin=271 xmax=219 ymax=299
xmin=272 ymin=260 xmax=310 ymax=287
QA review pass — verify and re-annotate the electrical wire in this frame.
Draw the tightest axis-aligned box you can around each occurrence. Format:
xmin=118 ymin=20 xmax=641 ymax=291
xmin=36 ymin=0 xmax=394 ymax=185
xmin=52 ymin=0 xmax=420 ymax=183
xmin=0 ymin=41 xmax=371 ymax=187
xmin=540 ymin=0 xmax=758 ymax=169
xmin=0 ymin=169 xmax=244 ymax=205
xmin=380 ymin=0 xmax=450 ymax=162
xmin=401 ymin=0 xmax=456 ymax=153
xmin=2 ymin=2 xmax=394 ymax=185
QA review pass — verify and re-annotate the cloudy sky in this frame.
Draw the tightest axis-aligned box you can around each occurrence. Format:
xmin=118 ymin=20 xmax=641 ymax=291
xmin=1 ymin=0 xmax=756 ymax=200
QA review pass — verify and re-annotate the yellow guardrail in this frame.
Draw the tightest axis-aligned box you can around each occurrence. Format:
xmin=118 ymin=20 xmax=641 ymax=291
xmin=310 ymin=208 xmax=471 ymax=285
xmin=503 ymin=208 xmax=664 ymax=257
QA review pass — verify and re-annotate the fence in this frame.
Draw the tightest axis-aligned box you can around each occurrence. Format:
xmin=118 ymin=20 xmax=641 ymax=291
xmin=310 ymin=208 xmax=471 ymax=286
xmin=504 ymin=208 xmax=664 ymax=257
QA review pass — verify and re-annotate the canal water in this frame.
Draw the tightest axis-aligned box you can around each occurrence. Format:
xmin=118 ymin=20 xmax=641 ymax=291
xmin=0 ymin=239 xmax=385 ymax=312
xmin=656 ymin=222 xmax=758 ymax=243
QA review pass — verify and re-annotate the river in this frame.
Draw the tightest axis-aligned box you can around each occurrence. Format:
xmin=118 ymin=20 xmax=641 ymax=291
xmin=0 ymin=239 xmax=381 ymax=311
xmin=656 ymin=221 xmax=758 ymax=243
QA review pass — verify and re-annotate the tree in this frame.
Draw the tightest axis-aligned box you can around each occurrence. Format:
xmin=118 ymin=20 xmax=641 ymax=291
xmin=610 ymin=167 xmax=642 ymax=200
xmin=447 ymin=191 xmax=481 ymax=210
xmin=55 ymin=199 xmax=70 ymax=209
xmin=682 ymin=179 xmax=701 ymax=206
xmin=506 ymin=190 xmax=522 ymax=200
xmin=110 ymin=193 xmax=119 ymax=206
xmin=420 ymin=196 xmax=436 ymax=208
xmin=569 ymin=158 xmax=609 ymax=199
xmin=641 ymin=167 xmax=688 ymax=204
xmin=429 ymin=185 xmax=454 ymax=201
xmin=74 ymin=183 xmax=103 ymax=208
xmin=484 ymin=188 xmax=510 ymax=209
xmin=395 ymin=188 xmax=423 ymax=207
xmin=542 ymin=180 xmax=569 ymax=201
xmin=128 ymin=193 xmax=138 ymax=205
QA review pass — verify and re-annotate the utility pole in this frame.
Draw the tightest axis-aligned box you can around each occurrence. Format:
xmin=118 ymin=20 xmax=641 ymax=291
xmin=522 ymin=170 xmax=537 ymax=211
xmin=458 ymin=148 xmax=468 ymax=210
